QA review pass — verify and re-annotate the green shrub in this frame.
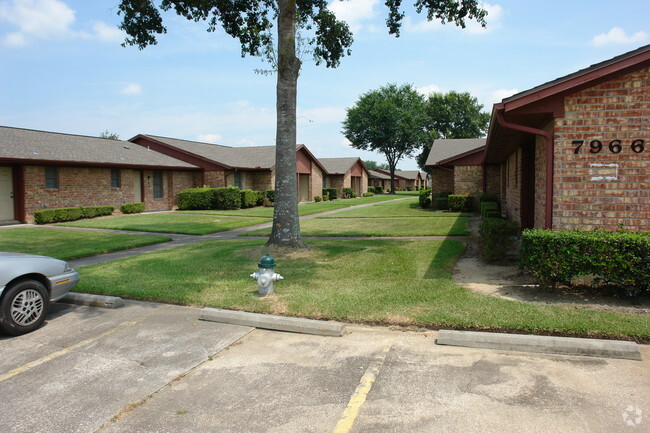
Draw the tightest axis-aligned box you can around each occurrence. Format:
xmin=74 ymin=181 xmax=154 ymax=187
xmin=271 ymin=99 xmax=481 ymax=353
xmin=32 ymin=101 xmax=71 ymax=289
xmin=322 ymin=188 xmax=338 ymax=200
xmin=240 ymin=189 xmax=257 ymax=208
xmin=480 ymin=201 xmax=499 ymax=218
xmin=479 ymin=193 xmax=499 ymax=203
xmin=214 ymin=187 xmax=242 ymax=210
xmin=254 ymin=191 xmax=265 ymax=206
xmin=314 ymin=196 xmax=322 ymax=202
xmin=479 ymin=218 xmax=521 ymax=263
xmin=362 ymin=192 xmax=374 ymax=197
xmin=438 ymin=192 xmax=451 ymax=199
xmin=121 ymin=202 xmax=145 ymax=214
xmin=485 ymin=210 xmax=502 ymax=218
xmin=448 ymin=195 xmax=474 ymax=212
xmin=406 ymin=185 xmax=414 ymax=191
xmin=80 ymin=206 xmax=114 ymax=218
xmin=368 ymin=186 xmax=375 ymax=193
xmin=415 ymin=186 xmax=420 ymax=191
xmin=435 ymin=197 xmax=449 ymax=210
xmin=33 ymin=206 xmax=85 ymax=224
xmin=322 ymin=194 xmax=329 ymax=201
xmin=351 ymin=192 xmax=358 ymax=198
xmin=265 ymin=189 xmax=275 ymax=203
xmin=520 ymin=229 xmax=650 ymax=296
xmin=342 ymin=188 xmax=354 ymax=198
xmin=374 ymin=186 xmax=383 ymax=194
xmin=418 ymin=189 xmax=432 ymax=208
xmin=177 ymin=187 xmax=216 ymax=210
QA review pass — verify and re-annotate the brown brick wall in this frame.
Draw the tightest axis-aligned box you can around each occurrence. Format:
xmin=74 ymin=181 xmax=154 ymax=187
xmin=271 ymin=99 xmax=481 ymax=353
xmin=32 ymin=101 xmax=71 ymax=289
xmin=430 ymin=168 xmax=453 ymax=194
xmin=310 ymin=165 xmax=323 ymax=200
xmin=485 ymin=164 xmax=500 ymax=195
xmin=503 ymin=150 xmax=522 ymax=223
xmin=453 ymin=165 xmax=483 ymax=196
xmin=552 ymin=66 xmax=650 ymax=231
xmin=204 ymin=170 xmax=225 ymax=187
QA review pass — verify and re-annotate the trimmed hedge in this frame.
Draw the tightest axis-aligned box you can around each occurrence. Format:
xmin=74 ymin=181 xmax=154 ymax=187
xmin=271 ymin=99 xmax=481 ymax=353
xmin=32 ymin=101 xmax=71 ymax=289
xmin=265 ymin=189 xmax=275 ymax=203
xmin=480 ymin=201 xmax=499 ymax=218
xmin=254 ymin=191 xmax=265 ymax=206
xmin=120 ymin=202 xmax=145 ymax=214
xmin=448 ymin=195 xmax=474 ymax=212
xmin=240 ymin=190 xmax=257 ymax=208
xmin=435 ymin=197 xmax=449 ymax=210
xmin=368 ymin=186 xmax=375 ymax=193
xmin=478 ymin=217 xmax=520 ymax=263
xmin=322 ymin=188 xmax=338 ymax=200
xmin=406 ymin=186 xmax=414 ymax=191
xmin=214 ymin=187 xmax=242 ymax=210
xmin=479 ymin=193 xmax=499 ymax=203
xmin=520 ymin=229 xmax=650 ymax=296
xmin=34 ymin=205 xmax=114 ymax=224
xmin=314 ymin=196 xmax=322 ymax=202
xmin=374 ymin=186 xmax=383 ymax=194
xmin=418 ymin=189 xmax=432 ymax=208
xmin=177 ymin=187 xmax=216 ymax=210
xmin=342 ymin=187 xmax=354 ymax=198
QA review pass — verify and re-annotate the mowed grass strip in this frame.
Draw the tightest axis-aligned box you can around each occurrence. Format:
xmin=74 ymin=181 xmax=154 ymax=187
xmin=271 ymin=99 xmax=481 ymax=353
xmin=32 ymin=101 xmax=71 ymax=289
xmin=319 ymin=198 xmax=472 ymax=218
xmin=241 ymin=216 xmax=469 ymax=237
xmin=0 ymin=227 xmax=171 ymax=260
xmin=59 ymin=213 xmax=271 ymax=235
xmin=75 ymin=239 xmax=650 ymax=341
xmin=178 ymin=194 xmax=405 ymax=218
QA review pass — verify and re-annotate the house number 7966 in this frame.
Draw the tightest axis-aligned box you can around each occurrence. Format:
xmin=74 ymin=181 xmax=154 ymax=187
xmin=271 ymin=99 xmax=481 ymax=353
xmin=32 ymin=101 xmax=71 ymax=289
xmin=573 ymin=139 xmax=646 ymax=154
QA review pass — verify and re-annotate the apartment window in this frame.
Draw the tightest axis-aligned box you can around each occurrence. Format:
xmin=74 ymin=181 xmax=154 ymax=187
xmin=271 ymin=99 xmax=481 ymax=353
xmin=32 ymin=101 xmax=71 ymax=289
xmin=153 ymin=170 xmax=164 ymax=198
xmin=234 ymin=171 xmax=242 ymax=188
xmin=111 ymin=168 xmax=121 ymax=188
xmin=45 ymin=166 xmax=58 ymax=189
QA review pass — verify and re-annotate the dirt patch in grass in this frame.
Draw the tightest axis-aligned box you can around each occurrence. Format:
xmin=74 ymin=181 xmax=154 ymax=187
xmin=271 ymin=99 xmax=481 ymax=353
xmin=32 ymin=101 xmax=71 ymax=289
xmin=263 ymin=293 xmax=289 ymax=315
xmin=454 ymin=230 xmax=650 ymax=316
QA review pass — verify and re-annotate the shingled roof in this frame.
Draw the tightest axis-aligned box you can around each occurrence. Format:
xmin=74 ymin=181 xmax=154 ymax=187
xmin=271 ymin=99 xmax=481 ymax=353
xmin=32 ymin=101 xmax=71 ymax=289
xmin=425 ymin=138 xmax=486 ymax=166
xmin=368 ymin=169 xmax=392 ymax=180
xmin=0 ymin=126 xmax=199 ymax=169
xmin=395 ymin=170 xmax=421 ymax=180
xmin=318 ymin=157 xmax=366 ymax=175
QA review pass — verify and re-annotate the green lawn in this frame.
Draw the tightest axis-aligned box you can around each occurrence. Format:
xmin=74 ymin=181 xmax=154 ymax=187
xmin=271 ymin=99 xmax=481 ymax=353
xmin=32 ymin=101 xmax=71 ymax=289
xmin=75 ymin=239 xmax=650 ymax=341
xmin=177 ymin=194 xmax=404 ymax=218
xmin=319 ymin=198 xmax=472 ymax=218
xmin=241 ymin=216 xmax=468 ymax=237
xmin=58 ymin=213 xmax=271 ymax=235
xmin=0 ymin=227 xmax=171 ymax=260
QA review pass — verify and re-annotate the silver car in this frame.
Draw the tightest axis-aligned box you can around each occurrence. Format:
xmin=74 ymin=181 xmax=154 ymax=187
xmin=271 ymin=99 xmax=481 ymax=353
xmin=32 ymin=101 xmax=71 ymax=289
xmin=0 ymin=252 xmax=79 ymax=335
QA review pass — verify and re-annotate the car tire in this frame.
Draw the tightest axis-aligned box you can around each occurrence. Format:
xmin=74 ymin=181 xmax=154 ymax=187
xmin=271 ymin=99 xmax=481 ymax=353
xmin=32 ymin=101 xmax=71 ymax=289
xmin=0 ymin=279 xmax=49 ymax=336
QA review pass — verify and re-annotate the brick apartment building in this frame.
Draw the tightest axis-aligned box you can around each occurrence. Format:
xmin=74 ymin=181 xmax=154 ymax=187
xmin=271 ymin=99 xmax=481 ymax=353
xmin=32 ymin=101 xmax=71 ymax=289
xmin=130 ymin=135 xmax=326 ymax=202
xmin=425 ymin=138 xmax=486 ymax=196
xmin=319 ymin=157 xmax=369 ymax=196
xmin=0 ymin=126 xmax=201 ymax=223
xmin=484 ymin=44 xmax=649 ymax=231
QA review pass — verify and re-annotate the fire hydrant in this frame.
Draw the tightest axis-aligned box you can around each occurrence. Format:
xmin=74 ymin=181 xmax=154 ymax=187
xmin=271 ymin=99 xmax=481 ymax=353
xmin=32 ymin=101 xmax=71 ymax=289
xmin=250 ymin=254 xmax=283 ymax=296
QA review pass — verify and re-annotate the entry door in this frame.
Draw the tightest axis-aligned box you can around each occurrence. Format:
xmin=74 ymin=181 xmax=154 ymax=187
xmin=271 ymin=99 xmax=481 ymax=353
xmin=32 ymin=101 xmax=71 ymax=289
xmin=0 ymin=167 xmax=14 ymax=220
xmin=299 ymin=174 xmax=309 ymax=201
xmin=133 ymin=171 xmax=142 ymax=203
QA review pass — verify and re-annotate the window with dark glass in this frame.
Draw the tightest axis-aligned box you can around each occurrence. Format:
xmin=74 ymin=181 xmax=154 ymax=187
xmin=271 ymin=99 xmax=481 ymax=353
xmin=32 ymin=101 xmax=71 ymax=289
xmin=111 ymin=168 xmax=121 ymax=188
xmin=234 ymin=171 xmax=242 ymax=188
xmin=45 ymin=166 xmax=58 ymax=189
xmin=153 ymin=170 xmax=163 ymax=198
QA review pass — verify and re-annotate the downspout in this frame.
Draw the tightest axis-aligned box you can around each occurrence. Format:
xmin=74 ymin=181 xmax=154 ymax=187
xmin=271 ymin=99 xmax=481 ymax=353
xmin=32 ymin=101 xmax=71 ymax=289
xmin=496 ymin=108 xmax=554 ymax=229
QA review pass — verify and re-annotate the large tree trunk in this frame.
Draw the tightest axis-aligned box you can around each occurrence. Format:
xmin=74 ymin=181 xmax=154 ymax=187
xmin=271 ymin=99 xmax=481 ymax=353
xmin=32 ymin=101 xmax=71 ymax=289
xmin=266 ymin=0 xmax=306 ymax=248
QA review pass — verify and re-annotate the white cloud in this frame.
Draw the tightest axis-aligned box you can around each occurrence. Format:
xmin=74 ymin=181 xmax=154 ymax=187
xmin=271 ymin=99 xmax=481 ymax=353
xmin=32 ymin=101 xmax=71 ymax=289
xmin=592 ymin=27 xmax=649 ymax=47
xmin=416 ymin=84 xmax=442 ymax=96
xmin=405 ymin=3 xmax=503 ymax=35
xmin=197 ymin=133 xmax=223 ymax=143
xmin=328 ymin=0 xmax=379 ymax=33
xmin=120 ymin=83 xmax=142 ymax=96
xmin=0 ymin=0 xmax=75 ymax=46
xmin=92 ymin=21 xmax=123 ymax=43
xmin=491 ymin=88 xmax=518 ymax=102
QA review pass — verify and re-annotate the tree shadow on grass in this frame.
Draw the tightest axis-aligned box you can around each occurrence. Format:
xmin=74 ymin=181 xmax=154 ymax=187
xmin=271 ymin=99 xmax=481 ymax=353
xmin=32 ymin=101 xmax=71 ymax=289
xmin=423 ymin=239 xmax=467 ymax=280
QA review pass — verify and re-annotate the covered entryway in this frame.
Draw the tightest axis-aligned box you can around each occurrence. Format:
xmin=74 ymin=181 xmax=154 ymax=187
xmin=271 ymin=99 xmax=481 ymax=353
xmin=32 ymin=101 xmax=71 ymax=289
xmin=0 ymin=166 xmax=15 ymax=221
xmin=133 ymin=171 xmax=143 ymax=203
xmin=298 ymin=174 xmax=309 ymax=202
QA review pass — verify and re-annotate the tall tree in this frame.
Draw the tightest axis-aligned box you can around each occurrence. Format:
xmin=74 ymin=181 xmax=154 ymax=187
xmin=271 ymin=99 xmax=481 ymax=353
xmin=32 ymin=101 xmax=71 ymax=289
xmin=363 ymin=160 xmax=389 ymax=171
xmin=116 ymin=0 xmax=487 ymax=247
xmin=99 ymin=130 xmax=120 ymax=140
xmin=343 ymin=84 xmax=428 ymax=194
xmin=417 ymin=91 xmax=490 ymax=169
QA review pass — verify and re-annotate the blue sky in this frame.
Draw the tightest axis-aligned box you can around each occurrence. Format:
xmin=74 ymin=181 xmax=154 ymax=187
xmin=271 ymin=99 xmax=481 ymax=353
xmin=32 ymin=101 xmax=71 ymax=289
xmin=1 ymin=0 xmax=649 ymax=170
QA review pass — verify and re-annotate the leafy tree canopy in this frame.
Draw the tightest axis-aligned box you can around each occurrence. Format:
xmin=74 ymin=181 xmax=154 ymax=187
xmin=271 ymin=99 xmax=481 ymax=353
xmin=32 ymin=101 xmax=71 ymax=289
xmin=363 ymin=160 xmax=389 ymax=171
xmin=99 ymin=130 xmax=120 ymax=140
xmin=417 ymin=90 xmax=490 ymax=169
xmin=343 ymin=83 xmax=428 ymax=193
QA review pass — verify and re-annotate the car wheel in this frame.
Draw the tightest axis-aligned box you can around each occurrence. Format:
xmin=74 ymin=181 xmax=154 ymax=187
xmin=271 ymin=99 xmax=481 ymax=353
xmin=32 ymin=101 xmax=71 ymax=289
xmin=0 ymin=279 xmax=49 ymax=336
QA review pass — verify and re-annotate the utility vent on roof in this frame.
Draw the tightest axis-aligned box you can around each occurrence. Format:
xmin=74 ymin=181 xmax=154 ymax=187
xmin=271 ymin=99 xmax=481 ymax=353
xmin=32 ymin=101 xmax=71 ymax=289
xmin=123 ymin=145 xmax=130 ymax=149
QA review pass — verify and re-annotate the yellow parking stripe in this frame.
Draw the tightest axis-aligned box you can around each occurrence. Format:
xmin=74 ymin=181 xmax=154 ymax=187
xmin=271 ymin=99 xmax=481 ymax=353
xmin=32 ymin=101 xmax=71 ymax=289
xmin=332 ymin=343 xmax=392 ymax=433
xmin=0 ymin=306 xmax=170 ymax=383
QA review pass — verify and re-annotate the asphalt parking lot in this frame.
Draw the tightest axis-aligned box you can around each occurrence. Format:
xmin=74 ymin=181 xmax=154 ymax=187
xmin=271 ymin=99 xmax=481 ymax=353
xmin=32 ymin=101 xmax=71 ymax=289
xmin=1 ymin=300 xmax=648 ymax=433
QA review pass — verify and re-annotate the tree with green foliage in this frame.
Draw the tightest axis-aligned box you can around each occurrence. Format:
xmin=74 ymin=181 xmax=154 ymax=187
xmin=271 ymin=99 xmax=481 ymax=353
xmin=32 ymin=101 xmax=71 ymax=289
xmin=99 ymin=130 xmax=120 ymax=140
xmin=343 ymin=84 xmax=429 ymax=194
xmin=116 ymin=0 xmax=487 ymax=246
xmin=363 ymin=160 xmax=389 ymax=171
xmin=417 ymin=91 xmax=491 ymax=169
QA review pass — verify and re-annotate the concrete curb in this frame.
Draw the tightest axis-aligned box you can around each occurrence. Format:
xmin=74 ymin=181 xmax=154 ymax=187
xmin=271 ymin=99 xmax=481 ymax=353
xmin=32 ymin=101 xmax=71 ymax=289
xmin=199 ymin=308 xmax=346 ymax=337
xmin=61 ymin=292 xmax=125 ymax=309
xmin=436 ymin=330 xmax=642 ymax=361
